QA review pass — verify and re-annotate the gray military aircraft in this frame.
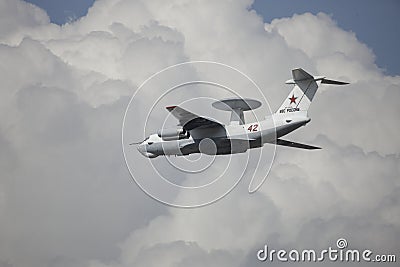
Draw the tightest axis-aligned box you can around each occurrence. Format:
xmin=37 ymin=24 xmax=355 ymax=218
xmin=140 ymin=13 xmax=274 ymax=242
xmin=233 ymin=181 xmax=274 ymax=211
xmin=134 ymin=68 xmax=348 ymax=158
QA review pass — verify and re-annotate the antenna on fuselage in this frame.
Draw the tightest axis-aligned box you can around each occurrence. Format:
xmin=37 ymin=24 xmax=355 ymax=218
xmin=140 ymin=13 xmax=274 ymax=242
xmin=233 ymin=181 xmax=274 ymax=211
xmin=212 ymin=98 xmax=262 ymax=125
xmin=129 ymin=137 xmax=148 ymax=145
xmin=129 ymin=142 xmax=141 ymax=145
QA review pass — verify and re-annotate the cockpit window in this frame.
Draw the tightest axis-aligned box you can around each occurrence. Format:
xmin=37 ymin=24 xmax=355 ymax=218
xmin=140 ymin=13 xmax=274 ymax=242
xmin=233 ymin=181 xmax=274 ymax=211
xmin=148 ymin=142 xmax=153 ymax=145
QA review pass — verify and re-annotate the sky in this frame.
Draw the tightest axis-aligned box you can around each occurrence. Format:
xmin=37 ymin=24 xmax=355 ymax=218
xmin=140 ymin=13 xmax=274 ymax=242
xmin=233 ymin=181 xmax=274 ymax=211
xmin=1 ymin=1 xmax=399 ymax=267
xmin=25 ymin=0 xmax=95 ymax=24
xmin=25 ymin=0 xmax=400 ymax=75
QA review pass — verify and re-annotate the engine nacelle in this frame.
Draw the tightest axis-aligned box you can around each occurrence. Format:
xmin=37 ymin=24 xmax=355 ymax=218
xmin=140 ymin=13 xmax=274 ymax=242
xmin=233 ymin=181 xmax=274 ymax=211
xmin=157 ymin=127 xmax=189 ymax=141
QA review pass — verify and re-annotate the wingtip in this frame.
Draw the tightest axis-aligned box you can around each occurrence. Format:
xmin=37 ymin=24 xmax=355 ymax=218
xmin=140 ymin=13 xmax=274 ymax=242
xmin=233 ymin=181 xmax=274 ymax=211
xmin=166 ymin=105 xmax=177 ymax=111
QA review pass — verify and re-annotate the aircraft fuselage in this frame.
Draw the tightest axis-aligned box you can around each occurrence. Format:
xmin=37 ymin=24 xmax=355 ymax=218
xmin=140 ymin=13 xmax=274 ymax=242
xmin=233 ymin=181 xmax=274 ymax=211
xmin=137 ymin=112 xmax=310 ymax=158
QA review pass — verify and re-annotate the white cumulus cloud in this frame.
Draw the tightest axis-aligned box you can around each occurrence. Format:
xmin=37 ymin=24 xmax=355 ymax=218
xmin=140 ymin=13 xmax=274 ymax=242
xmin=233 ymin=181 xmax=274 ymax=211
xmin=0 ymin=0 xmax=399 ymax=267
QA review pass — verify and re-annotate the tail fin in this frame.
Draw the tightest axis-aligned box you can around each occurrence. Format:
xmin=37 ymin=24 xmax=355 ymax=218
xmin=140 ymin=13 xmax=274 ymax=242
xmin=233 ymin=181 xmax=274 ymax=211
xmin=277 ymin=68 xmax=348 ymax=114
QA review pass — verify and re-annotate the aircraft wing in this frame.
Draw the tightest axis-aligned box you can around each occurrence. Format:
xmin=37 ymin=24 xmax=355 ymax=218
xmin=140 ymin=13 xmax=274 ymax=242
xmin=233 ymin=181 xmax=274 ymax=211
xmin=166 ymin=106 xmax=224 ymax=131
xmin=275 ymin=139 xmax=321 ymax=150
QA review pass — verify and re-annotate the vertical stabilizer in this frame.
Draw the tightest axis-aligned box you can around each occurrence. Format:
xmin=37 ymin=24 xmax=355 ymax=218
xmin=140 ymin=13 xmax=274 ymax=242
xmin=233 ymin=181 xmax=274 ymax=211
xmin=277 ymin=68 xmax=348 ymax=114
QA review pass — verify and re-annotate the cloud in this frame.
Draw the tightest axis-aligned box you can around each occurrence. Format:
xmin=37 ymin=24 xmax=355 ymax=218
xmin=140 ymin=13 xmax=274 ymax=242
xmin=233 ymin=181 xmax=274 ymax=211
xmin=88 ymin=136 xmax=400 ymax=267
xmin=265 ymin=13 xmax=378 ymax=72
xmin=0 ymin=0 xmax=399 ymax=267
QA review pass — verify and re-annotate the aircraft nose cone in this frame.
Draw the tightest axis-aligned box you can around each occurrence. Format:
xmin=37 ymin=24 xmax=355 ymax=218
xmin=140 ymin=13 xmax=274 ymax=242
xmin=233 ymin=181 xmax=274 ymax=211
xmin=136 ymin=143 xmax=157 ymax=158
xmin=137 ymin=143 xmax=146 ymax=155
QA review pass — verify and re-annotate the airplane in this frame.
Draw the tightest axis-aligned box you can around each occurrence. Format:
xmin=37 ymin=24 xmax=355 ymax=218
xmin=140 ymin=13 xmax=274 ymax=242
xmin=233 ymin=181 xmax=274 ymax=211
xmin=133 ymin=68 xmax=348 ymax=158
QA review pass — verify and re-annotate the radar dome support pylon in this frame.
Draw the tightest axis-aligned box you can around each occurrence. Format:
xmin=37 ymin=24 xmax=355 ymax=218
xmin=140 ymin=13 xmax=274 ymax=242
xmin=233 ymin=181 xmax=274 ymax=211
xmin=212 ymin=98 xmax=262 ymax=125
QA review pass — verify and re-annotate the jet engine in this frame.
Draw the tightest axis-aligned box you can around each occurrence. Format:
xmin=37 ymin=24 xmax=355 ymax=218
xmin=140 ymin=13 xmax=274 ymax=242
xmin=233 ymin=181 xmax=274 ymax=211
xmin=157 ymin=127 xmax=190 ymax=141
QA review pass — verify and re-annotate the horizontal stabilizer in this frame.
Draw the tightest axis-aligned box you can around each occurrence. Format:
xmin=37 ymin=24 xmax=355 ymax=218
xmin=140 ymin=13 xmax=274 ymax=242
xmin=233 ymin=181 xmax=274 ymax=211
xmin=292 ymin=68 xmax=313 ymax=81
xmin=276 ymin=139 xmax=321 ymax=150
xmin=321 ymin=78 xmax=349 ymax=85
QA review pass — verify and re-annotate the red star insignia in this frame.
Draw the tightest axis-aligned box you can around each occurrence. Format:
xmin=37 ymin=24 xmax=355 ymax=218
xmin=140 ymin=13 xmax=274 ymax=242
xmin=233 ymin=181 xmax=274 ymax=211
xmin=289 ymin=94 xmax=297 ymax=104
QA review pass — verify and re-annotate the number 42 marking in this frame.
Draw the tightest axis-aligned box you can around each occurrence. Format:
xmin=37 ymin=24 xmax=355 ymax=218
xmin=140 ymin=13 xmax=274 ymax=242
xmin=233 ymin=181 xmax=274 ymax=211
xmin=247 ymin=124 xmax=259 ymax=132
